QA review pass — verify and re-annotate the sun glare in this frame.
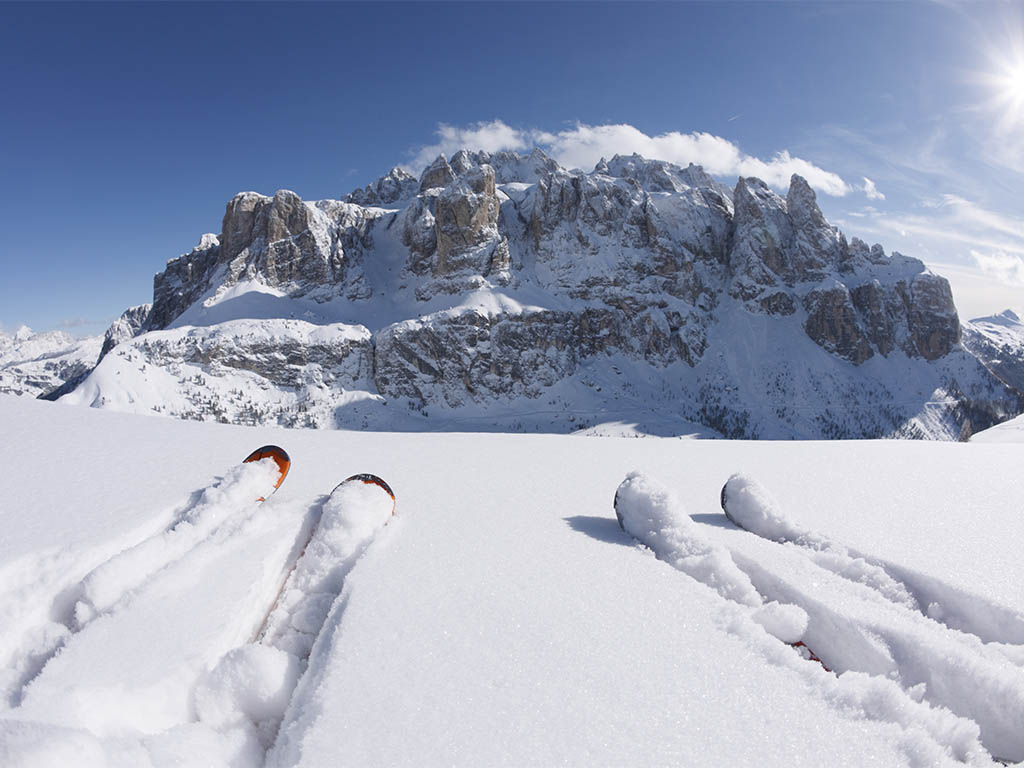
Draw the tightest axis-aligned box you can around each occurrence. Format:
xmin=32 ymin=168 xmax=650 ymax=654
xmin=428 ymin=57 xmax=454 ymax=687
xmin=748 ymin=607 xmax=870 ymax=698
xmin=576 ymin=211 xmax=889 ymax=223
xmin=1003 ymin=61 xmax=1024 ymax=106
xmin=995 ymin=57 xmax=1024 ymax=107
xmin=971 ymin=6 xmax=1024 ymax=132
xmin=979 ymin=48 xmax=1024 ymax=130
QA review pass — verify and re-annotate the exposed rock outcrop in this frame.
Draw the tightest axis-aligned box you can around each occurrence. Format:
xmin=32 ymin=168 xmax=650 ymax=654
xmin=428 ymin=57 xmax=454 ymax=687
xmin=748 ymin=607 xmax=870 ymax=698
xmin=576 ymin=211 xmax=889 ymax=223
xmin=65 ymin=150 xmax=1022 ymax=439
xmin=100 ymin=303 xmax=153 ymax=361
xmin=345 ymin=167 xmax=418 ymax=206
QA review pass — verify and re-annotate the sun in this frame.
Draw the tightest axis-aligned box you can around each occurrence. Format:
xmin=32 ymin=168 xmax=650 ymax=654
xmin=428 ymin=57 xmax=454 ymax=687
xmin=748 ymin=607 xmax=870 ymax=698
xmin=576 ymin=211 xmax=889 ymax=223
xmin=997 ymin=59 xmax=1024 ymax=108
xmin=977 ymin=47 xmax=1024 ymax=130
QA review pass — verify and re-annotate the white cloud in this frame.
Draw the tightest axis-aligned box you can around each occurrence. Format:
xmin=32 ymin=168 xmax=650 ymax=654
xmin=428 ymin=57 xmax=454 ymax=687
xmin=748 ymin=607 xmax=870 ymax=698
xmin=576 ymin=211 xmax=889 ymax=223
xmin=926 ymin=259 xmax=1024 ymax=321
xmin=862 ymin=177 xmax=885 ymax=200
xmin=971 ymin=249 xmax=1024 ymax=285
xmin=408 ymin=120 xmax=851 ymax=196
xmin=847 ymin=196 xmax=1024 ymax=259
xmin=409 ymin=120 xmax=531 ymax=171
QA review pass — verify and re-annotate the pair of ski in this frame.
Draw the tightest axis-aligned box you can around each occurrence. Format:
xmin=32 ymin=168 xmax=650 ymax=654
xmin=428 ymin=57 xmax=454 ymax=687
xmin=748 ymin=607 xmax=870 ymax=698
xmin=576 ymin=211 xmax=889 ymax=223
xmin=613 ymin=473 xmax=831 ymax=670
xmin=243 ymin=445 xmax=395 ymax=653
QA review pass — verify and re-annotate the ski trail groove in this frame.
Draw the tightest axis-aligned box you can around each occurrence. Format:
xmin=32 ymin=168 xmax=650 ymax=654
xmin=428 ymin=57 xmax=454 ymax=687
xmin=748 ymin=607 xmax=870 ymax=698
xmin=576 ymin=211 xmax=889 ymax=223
xmin=615 ymin=470 xmax=1007 ymax=766
xmin=720 ymin=473 xmax=1024 ymax=763
xmin=6 ymin=461 xmax=281 ymax=710
xmin=195 ymin=477 xmax=398 ymax=765
xmin=721 ymin=473 xmax=1024 ymax=650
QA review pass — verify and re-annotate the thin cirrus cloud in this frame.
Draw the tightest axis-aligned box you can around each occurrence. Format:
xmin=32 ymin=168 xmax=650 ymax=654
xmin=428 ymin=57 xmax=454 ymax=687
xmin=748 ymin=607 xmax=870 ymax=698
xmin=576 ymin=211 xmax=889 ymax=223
xmin=838 ymin=194 xmax=1024 ymax=299
xmin=862 ymin=177 xmax=885 ymax=200
xmin=408 ymin=120 xmax=853 ymax=196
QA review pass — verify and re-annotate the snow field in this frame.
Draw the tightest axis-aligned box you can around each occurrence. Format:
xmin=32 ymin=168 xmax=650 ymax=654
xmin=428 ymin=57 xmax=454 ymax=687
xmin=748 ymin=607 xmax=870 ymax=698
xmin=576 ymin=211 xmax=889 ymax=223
xmin=3 ymin=395 xmax=1024 ymax=765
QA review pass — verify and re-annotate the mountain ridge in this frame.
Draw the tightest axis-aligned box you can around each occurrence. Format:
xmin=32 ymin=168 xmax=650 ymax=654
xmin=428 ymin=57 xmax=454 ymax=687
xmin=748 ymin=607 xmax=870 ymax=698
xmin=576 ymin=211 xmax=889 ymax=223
xmin=27 ymin=148 xmax=1024 ymax=438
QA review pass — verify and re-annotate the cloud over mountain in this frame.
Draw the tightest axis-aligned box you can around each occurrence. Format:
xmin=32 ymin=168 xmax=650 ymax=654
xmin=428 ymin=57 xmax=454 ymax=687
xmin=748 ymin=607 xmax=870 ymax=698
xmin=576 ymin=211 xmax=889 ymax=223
xmin=410 ymin=120 xmax=851 ymax=196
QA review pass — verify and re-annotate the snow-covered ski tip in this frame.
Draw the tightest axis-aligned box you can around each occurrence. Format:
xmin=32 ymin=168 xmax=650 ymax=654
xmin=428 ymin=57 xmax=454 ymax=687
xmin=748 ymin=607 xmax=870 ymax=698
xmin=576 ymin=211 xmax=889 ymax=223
xmin=244 ymin=445 xmax=291 ymax=501
xmin=614 ymin=471 xmax=810 ymax=646
xmin=256 ymin=472 xmax=395 ymax=654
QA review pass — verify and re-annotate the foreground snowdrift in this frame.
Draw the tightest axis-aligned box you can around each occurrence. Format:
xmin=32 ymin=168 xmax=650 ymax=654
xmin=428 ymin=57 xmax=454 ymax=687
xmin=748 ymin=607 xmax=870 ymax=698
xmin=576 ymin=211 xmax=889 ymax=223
xmin=1 ymin=394 xmax=1023 ymax=766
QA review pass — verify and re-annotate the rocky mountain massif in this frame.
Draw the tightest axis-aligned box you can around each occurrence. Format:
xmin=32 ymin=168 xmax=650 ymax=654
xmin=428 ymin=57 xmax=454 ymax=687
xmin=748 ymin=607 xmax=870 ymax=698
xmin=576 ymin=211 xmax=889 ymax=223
xmin=43 ymin=149 xmax=1024 ymax=438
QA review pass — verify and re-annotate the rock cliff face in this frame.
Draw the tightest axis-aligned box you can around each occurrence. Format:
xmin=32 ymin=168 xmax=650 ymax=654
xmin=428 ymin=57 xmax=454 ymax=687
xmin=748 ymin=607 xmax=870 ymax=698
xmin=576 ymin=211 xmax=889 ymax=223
xmin=62 ymin=149 xmax=1022 ymax=439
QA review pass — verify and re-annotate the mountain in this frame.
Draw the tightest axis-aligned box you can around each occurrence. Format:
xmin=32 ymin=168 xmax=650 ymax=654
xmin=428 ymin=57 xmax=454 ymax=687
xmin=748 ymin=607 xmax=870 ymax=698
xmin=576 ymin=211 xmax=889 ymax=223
xmin=962 ymin=310 xmax=1024 ymax=394
xmin=60 ymin=149 xmax=1023 ymax=438
xmin=0 ymin=326 xmax=102 ymax=399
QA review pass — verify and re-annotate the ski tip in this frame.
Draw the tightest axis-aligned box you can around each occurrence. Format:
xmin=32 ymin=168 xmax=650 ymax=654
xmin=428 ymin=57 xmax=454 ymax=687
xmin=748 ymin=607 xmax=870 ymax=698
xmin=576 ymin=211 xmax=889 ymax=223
xmin=244 ymin=445 xmax=291 ymax=492
xmin=335 ymin=473 xmax=396 ymax=514
xmin=720 ymin=474 xmax=744 ymax=530
xmin=612 ymin=486 xmax=624 ymax=530
xmin=790 ymin=641 xmax=830 ymax=672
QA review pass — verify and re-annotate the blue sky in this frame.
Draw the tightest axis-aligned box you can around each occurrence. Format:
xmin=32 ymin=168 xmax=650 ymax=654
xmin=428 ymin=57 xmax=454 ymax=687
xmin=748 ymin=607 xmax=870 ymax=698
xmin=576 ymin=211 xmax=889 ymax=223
xmin=3 ymin=1 xmax=1024 ymax=336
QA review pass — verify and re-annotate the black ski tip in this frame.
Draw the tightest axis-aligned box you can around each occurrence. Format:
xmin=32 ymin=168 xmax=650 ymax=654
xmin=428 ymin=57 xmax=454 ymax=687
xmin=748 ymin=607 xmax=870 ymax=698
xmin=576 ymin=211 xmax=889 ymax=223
xmin=613 ymin=486 xmax=624 ymax=531
xmin=720 ymin=475 xmax=745 ymax=530
xmin=332 ymin=473 xmax=396 ymax=509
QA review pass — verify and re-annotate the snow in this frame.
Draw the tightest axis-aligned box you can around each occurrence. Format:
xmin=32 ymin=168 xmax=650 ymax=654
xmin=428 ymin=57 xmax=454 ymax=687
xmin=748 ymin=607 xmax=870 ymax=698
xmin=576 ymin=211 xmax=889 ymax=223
xmin=2 ymin=393 xmax=1024 ymax=765
xmin=615 ymin=470 xmax=764 ymax=608
xmin=0 ymin=325 xmax=102 ymax=398
xmin=972 ymin=410 xmax=1024 ymax=443
xmin=722 ymin=473 xmax=817 ymax=543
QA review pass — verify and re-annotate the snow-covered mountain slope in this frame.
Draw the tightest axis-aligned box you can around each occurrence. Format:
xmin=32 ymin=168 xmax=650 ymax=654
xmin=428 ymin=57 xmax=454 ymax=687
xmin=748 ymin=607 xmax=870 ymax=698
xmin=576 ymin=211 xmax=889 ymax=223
xmin=963 ymin=310 xmax=1024 ymax=394
xmin=970 ymin=398 xmax=1024 ymax=441
xmin=3 ymin=395 xmax=1024 ymax=766
xmin=0 ymin=326 xmax=101 ymax=398
xmin=63 ymin=149 xmax=1023 ymax=438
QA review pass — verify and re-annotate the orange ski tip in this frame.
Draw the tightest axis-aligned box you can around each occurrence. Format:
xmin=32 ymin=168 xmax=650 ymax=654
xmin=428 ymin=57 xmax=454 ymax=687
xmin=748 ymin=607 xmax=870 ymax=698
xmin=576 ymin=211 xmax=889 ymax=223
xmin=244 ymin=445 xmax=291 ymax=490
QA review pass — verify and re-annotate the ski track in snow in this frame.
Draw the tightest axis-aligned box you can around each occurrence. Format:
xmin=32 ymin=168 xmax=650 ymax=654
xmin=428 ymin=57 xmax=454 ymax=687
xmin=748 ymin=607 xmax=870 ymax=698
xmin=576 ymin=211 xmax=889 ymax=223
xmin=716 ymin=473 xmax=1024 ymax=763
xmin=195 ymin=478 xmax=396 ymax=759
xmin=0 ymin=461 xmax=281 ymax=709
xmin=617 ymin=471 xmax=1024 ymax=766
xmin=0 ymin=452 xmax=397 ymax=768
xmin=75 ymin=460 xmax=283 ymax=626
xmin=721 ymin=474 xmax=1024 ymax=650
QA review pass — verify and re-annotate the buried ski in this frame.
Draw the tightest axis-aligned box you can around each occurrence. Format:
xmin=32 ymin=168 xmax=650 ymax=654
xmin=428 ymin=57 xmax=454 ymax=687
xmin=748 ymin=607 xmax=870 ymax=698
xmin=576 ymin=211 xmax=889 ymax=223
xmin=74 ymin=445 xmax=292 ymax=627
xmin=244 ymin=445 xmax=292 ymax=501
xmin=613 ymin=471 xmax=829 ymax=672
xmin=253 ymin=473 xmax=396 ymax=658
